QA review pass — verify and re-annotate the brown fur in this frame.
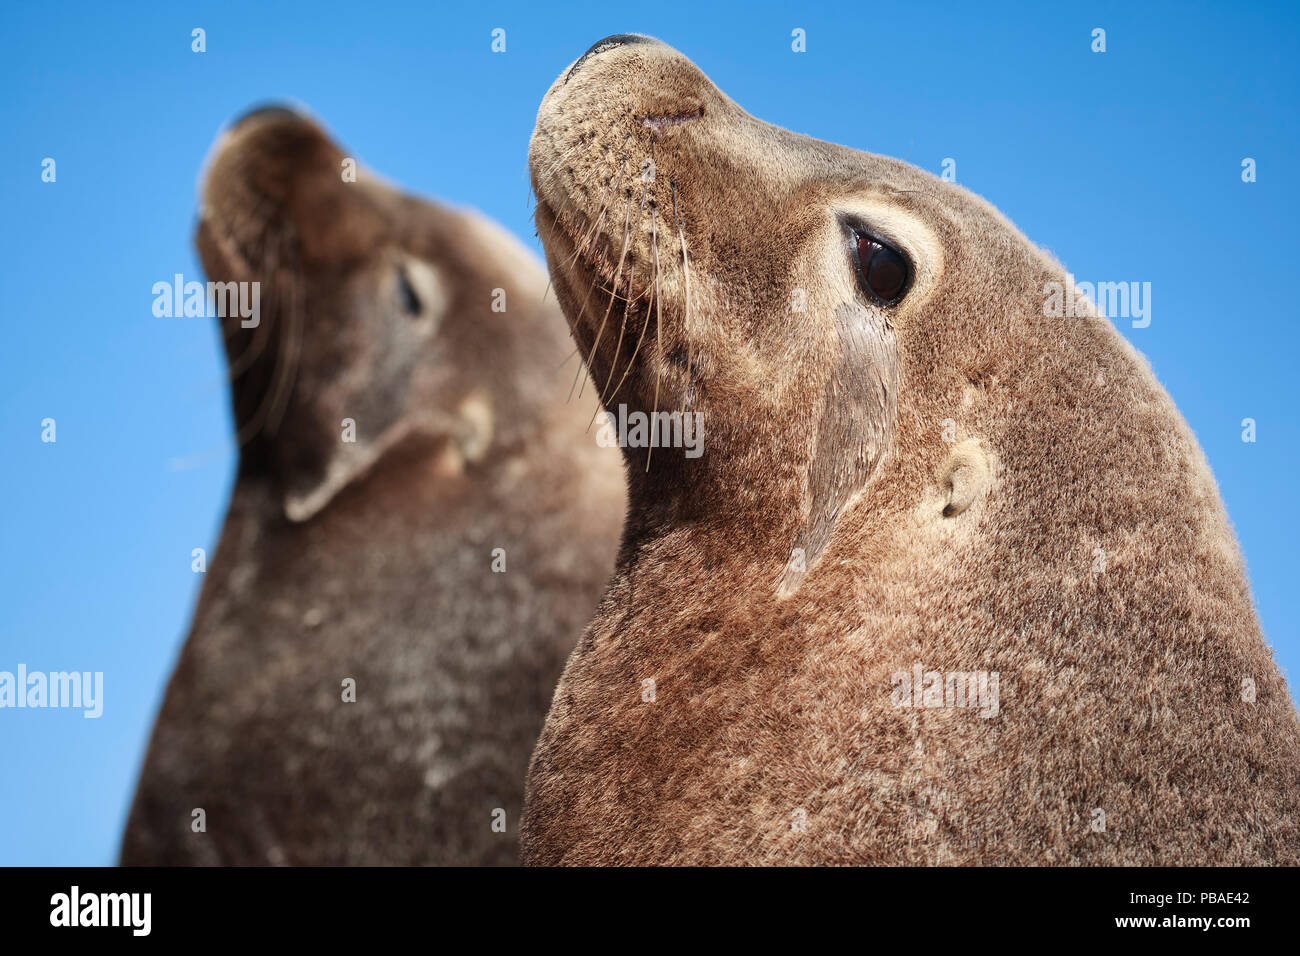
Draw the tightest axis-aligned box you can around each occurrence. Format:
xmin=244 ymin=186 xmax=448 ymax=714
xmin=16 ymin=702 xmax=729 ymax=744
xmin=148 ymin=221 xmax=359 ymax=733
xmin=521 ymin=37 xmax=1300 ymax=865
xmin=120 ymin=107 xmax=623 ymax=865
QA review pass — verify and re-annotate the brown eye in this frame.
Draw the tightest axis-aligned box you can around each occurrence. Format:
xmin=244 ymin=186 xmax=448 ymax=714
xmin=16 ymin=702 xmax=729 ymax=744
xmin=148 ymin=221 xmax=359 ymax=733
xmin=855 ymin=235 xmax=909 ymax=304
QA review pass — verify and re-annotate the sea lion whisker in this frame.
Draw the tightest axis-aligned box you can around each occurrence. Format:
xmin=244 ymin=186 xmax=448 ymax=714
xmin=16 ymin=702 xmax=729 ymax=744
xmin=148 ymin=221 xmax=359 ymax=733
xmin=531 ymin=137 xmax=583 ymax=193
xmin=541 ymin=147 xmax=624 ymax=304
xmin=565 ymin=147 xmax=631 ymax=273
xmin=562 ymin=171 xmax=629 ymax=402
xmin=536 ymin=141 xmax=598 ymax=303
xmin=677 ymin=222 xmax=692 ymax=416
xmin=256 ymin=231 xmax=301 ymax=440
xmin=668 ymin=179 xmax=693 ymax=417
xmin=606 ymin=257 xmax=655 ymax=414
xmin=579 ymin=197 xmax=633 ymax=401
xmin=568 ymin=190 xmax=628 ymax=402
xmin=230 ymin=227 xmax=291 ymax=446
xmin=563 ymin=166 xmax=619 ymax=273
xmin=556 ymin=345 xmax=580 ymax=372
xmin=262 ymin=267 xmax=298 ymax=437
xmin=645 ymin=205 xmax=663 ymax=472
xmin=589 ymin=265 xmax=638 ymax=431
xmin=223 ymin=222 xmax=283 ymax=382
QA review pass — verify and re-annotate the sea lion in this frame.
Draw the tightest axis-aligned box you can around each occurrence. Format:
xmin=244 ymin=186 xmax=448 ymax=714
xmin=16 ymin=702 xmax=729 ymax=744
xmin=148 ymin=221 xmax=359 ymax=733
xmin=522 ymin=35 xmax=1300 ymax=865
xmin=120 ymin=106 xmax=623 ymax=865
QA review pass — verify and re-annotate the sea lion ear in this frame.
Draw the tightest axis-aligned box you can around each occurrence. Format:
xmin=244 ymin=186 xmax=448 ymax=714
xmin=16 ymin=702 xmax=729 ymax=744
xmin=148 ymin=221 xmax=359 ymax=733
xmin=778 ymin=303 xmax=899 ymax=597
xmin=940 ymin=439 xmax=992 ymax=518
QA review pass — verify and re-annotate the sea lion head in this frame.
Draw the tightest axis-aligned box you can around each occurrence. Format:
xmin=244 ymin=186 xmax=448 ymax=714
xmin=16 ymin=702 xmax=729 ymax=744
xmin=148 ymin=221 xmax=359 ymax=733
xmin=531 ymin=37 xmax=1055 ymax=590
xmin=200 ymin=106 xmax=551 ymax=521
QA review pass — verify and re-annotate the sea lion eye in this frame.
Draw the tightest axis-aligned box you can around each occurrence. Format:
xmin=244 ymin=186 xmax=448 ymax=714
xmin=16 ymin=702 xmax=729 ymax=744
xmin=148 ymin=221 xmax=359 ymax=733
xmin=397 ymin=266 xmax=423 ymax=315
xmin=854 ymin=234 xmax=909 ymax=304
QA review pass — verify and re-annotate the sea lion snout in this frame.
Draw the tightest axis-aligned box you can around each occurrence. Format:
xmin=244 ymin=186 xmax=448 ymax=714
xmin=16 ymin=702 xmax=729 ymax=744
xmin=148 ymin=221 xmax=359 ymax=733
xmin=530 ymin=38 xmax=752 ymax=422
xmin=229 ymin=102 xmax=306 ymax=132
xmin=565 ymin=33 xmax=659 ymax=84
xmin=200 ymin=106 xmax=387 ymax=271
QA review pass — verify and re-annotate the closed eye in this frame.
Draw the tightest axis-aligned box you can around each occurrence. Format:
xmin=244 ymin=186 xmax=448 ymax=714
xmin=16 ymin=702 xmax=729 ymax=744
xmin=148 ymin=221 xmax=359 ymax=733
xmin=397 ymin=266 xmax=423 ymax=315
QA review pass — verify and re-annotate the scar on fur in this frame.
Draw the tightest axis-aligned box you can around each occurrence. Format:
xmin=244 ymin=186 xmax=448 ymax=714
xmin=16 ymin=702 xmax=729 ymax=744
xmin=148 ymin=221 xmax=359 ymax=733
xmin=940 ymin=438 xmax=991 ymax=517
xmin=641 ymin=107 xmax=704 ymax=137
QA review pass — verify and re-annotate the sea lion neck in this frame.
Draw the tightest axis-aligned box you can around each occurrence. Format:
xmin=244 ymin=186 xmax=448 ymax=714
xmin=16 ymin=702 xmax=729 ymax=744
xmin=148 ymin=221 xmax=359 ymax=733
xmin=612 ymin=413 xmax=811 ymax=581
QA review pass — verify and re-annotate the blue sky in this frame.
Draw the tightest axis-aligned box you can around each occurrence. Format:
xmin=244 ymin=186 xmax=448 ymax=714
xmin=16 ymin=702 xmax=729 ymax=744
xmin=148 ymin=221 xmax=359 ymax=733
xmin=1 ymin=1 xmax=1296 ymax=865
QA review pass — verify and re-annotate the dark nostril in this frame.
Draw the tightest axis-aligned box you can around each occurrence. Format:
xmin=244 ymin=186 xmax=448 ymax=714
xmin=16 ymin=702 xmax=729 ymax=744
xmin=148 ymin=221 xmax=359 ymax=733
xmin=564 ymin=34 xmax=656 ymax=84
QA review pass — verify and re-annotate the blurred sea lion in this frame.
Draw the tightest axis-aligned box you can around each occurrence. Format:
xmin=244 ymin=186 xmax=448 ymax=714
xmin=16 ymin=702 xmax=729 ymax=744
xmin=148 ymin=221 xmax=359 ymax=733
xmin=121 ymin=106 xmax=623 ymax=865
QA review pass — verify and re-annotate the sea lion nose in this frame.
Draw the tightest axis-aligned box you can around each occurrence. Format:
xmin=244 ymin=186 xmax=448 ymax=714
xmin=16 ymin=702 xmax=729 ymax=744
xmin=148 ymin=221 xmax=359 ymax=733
xmin=230 ymin=103 xmax=307 ymax=131
xmin=565 ymin=34 xmax=659 ymax=84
